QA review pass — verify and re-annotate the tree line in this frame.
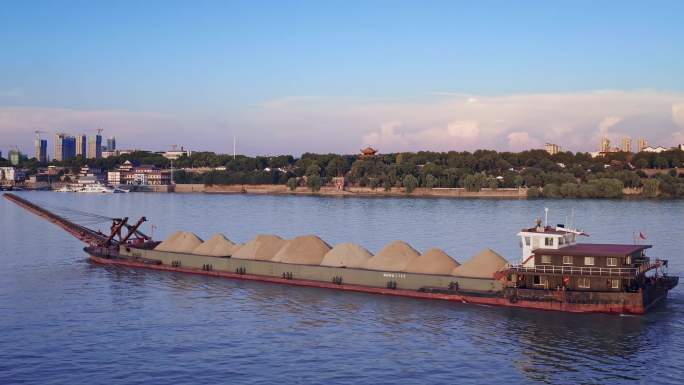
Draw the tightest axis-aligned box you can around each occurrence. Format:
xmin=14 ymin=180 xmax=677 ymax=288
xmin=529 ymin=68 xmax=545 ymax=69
xmin=7 ymin=148 xmax=684 ymax=198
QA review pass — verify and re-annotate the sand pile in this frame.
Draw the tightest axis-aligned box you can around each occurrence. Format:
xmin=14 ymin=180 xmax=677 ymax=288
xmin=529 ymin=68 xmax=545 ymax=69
xmin=452 ymin=248 xmax=508 ymax=278
xmin=364 ymin=241 xmax=420 ymax=272
xmin=320 ymin=243 xmax=373 ymax=268
xmin=271 ymin=235 xmax=332 ymax=264
xmin=403 ymin=248 xmax=460 ymax=275
xmin=232 ymin=234 xmax=287 ymax=260
xmin=192 ymin=233 xmax=240 ymax=257
xmin=154 ymin=231 xmax=203 ymax=253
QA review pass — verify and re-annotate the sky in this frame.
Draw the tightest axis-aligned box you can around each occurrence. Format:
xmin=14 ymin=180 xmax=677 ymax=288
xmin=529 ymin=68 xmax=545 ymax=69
xmin=1 ymin=0 xmax=684 ymax=157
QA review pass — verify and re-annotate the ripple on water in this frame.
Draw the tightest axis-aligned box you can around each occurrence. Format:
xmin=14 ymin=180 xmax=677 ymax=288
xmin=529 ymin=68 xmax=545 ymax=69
xmin=1 ymin=192 xmax=684 ymax=385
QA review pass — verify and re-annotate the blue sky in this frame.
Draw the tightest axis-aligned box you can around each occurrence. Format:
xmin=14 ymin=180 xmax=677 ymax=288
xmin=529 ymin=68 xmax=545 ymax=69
xmin=1 ymin=1 xmax=683 ymax=155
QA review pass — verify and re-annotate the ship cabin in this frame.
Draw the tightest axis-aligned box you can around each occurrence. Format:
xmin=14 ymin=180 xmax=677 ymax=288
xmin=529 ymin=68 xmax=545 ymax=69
xmin=511 ymin=221 xmax=654 ymax=292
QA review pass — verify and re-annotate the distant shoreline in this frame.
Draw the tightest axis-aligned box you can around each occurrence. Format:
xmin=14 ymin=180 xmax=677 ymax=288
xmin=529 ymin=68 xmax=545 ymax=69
xmin=175 ymin=184 xmax=526 ymax=199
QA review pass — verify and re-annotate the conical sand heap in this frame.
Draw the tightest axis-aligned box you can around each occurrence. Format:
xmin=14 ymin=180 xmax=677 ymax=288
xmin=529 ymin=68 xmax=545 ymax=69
xmin=320 ymin=243 xmax=373 ymax=268
xmin=162 ymin=230 xmax=509 ymax=276
xmin=403 ymin=248 xmax=460 ymax=275
xmin=155 ymin=231 xmax=203 ymax=253
xmin=452 ymin=248 xmax=508 ymax=278
xmin=192 ymin=233 xmax=240 ymax=257
xmin=231 ymin=234 xmax=287 ymax=261
xmin=271 ymin=235 xmax=332 ymax=265
xmin=364 ymin=241 xmax=420 ymax=272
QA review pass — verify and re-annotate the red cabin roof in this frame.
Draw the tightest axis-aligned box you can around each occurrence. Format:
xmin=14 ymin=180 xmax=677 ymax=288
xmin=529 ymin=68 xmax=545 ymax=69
xmin=533 ymin=243 xmax=651 ymax=257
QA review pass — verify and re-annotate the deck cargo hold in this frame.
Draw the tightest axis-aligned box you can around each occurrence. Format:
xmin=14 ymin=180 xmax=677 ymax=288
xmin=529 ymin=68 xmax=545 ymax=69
xmin=191 ymin=233 xmax=240 ymax=257
xmin=230 ymin=234 xmax=286 ymax=260
xmin=452 ymin=248 xmax=508 ymax=278
xmin=155 ymin=231 xmax=203 ymax=253
xmin=271 ymin=235 xmax=331 ymax=264
xmin=364 ymin=241 xmax=420 ymax=272
xmin=404 ymin=248 xmax=460 ymax=275
xmin=320 ymin=243 xmax=373 ymax=268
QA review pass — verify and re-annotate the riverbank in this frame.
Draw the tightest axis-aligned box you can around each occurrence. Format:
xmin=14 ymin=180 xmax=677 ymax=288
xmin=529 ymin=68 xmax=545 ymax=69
xmin=174 ymin=184 xmax=529 ymax=198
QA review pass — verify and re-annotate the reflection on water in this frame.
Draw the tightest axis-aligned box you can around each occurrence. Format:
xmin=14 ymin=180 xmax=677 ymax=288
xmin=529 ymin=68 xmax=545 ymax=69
xmin=1 ymin=192 xmax=683 ymax=385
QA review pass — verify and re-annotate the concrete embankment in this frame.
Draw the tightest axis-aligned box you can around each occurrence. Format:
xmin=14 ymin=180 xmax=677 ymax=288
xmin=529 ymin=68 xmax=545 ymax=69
xmin=173 ymin=183 xmax=528 ymax=198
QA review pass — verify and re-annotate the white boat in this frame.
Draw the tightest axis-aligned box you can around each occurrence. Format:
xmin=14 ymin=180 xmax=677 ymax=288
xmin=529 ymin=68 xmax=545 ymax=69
xmin=55 ymin=185 xmax=78 ymax=192
xmin=78 ymin=183 xmax=118 ymax=194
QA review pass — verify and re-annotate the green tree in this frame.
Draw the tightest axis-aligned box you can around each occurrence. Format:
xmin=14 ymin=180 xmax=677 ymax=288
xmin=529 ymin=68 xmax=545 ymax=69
xmin=287 ymin=177 xmax=298 ymax=191
xmin=463 ymin=174 xmax=485 ymax=192
xmin=513 ymin=175 xmax=524 ymax=188
xmin=307 ymin=175 xmax=321 ymax=192
xmin=542 ymin=183 xmax=561 ymax=198
xmin=642 ymin=178 xmax=659 ymax=198
xmin=559 ymin=183 xmax=579 ymax=198
xmin=488 ymin=178 xmax=498 ymax=190
xmin=369 ymin=177 xmax=380 ymax=190
xmin=403 ymin=174 xmax=418 ymax=194
xmin=424 ymin=174 xmax=438 ymax=189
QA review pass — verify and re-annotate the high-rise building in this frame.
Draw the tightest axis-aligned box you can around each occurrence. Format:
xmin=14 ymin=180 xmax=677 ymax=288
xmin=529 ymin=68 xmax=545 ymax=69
xmin=106 ymin=136 xmax=116 ymax=151
xmin=544 ymin=143 xmax=561 ymax=155
xmin=75 ymin=134 xmax=87 ymax=157
xmin=621 ymin=137 xmax=632 ymax=153
xmin=35 ymin=138 xmax=47 ymax=163
xmin=9 ymin=150 xmax=21 ymax=166
xmin=637 ymin=138 xmax=648 ymax=152
xmin=600 ymin=137 xmax=611 ymax=153
xmin=55 ymin=133 xmax=77 ymax=161
xmin=88 ymin=134 xmax=102 ymax=159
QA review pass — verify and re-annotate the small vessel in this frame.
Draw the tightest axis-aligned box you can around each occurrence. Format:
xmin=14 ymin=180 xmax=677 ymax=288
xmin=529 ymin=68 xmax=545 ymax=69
xmin=77 ymin=183 xmax=127 ymax=193
xmin=55 ymin=185 xmax=77 ymax=192
xmin=3 ymin=193 xmax=678 ymax=315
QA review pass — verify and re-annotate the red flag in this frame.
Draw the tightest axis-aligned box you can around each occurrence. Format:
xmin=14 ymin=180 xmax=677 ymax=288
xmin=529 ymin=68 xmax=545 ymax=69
xmin=639 ymin=231 xmax=647 ymax=240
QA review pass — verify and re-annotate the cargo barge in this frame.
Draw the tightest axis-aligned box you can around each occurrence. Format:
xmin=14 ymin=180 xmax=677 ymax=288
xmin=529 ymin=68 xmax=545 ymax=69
xmin=4 ymin=193 xmax=678 ymax=315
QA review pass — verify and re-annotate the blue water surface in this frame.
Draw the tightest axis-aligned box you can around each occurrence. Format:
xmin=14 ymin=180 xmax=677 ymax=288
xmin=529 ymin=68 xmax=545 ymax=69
xmin=1 ymin=192 xmax=682 ymax=385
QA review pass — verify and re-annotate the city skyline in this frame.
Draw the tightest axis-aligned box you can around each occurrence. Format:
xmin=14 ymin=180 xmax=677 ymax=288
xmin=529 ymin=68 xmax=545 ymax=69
xmin=2 ymin=1 xmax=684 ymax=156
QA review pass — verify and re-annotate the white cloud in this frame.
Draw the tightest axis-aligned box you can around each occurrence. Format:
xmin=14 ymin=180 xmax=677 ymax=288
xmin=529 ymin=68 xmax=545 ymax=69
xmin=446 ymin=120 xmax=480 ymax=139
xmin=507 ymin=132 xmax=540 ymax=150
xmin=360 ymin=121 xmax=410 ymax=151
xmin=3 ymin=90 xmax=684 ymax=155
xmin=598 ymin=116 xmax=623 ymax=135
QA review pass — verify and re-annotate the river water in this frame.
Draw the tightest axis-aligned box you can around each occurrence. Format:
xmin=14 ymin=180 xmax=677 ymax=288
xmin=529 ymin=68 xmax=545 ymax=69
xmin=1 ymin=192 xmax=683 ymax=385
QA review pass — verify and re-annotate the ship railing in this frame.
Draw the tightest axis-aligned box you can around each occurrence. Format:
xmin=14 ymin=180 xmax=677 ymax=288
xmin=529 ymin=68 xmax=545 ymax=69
xmin=507 ymin=265 xmax=639 ymax=277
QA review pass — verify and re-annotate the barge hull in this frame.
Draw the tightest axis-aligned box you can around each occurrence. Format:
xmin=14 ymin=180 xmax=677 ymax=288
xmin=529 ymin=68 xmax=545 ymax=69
xmin=89 ymin=255 xmax=649 ymax=314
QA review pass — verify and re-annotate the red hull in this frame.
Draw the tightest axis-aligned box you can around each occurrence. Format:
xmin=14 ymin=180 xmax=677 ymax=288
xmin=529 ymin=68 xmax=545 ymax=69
xmin=89 ymin=256 xmax=647 ymax=315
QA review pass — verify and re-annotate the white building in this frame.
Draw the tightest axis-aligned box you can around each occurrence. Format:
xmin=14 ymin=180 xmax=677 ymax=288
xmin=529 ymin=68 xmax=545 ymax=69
xmin=642 ymin=146 xmax=669 ymax=153
xmin=108 ymin=171 xmax=122 ymax=185
xmin=102 ymin=149 xmax=135 ymax=158
xmin=0 ymin=167 xmax=26 ymax=182
xmin=161 ymin=147 xmax=192 ymax=160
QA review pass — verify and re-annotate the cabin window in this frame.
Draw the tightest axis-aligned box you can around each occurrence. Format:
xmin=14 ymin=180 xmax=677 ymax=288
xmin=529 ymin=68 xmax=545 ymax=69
xmin=524 ymin=237 xmax=531 ymax=246
xmin=611 ymin=279 xmax=620 ymax=289
xmin=533 ymin=275 xmax=548 ymax=287
xmin=541 ymin=255 xmax=551 ymax=264
xmin=559 ymin=237 xmax=565 ymax=245
xmin=578 ymin=277 xmax=591 ymax=288
xmin=563 ymin=256 xmax=573 ymax=265
xmin=607 ymin=257 xmax=617 ymax=267
xmin=626 ymin=256 xmax=632 ymax=265
xmin=584 ymin=257 xmax=595 ymax=266
xmin=544 ymin=237 xmax=554 ymax=247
